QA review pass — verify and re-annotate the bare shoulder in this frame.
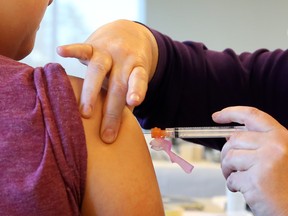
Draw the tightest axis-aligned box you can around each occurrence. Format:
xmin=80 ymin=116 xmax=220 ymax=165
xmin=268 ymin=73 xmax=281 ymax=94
xmin=67 ymin=75 xmax=164 ymax=215
xmin=67 ymin=75 xmax=83 ymax=104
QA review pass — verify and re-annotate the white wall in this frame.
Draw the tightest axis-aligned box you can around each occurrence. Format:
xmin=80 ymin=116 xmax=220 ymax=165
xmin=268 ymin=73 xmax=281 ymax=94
xmin=144 ymin=0 xmax=288 ymax=53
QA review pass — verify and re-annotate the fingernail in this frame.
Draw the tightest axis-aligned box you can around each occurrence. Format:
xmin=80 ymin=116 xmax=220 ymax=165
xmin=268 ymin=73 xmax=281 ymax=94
xmin=130 ymin=93 xmax=140 ymax=103
xmin=102 ymin=128 xmax=116 ymax=143
xmin=212 ymin=111 xmax=220 ymax=119
xmin=81 ymin=104 xmax=93 ymax=118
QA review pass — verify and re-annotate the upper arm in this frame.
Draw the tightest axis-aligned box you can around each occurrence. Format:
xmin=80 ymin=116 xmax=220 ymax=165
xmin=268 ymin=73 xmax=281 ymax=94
xmin=68 ymin=76 xmax=164 ymax=215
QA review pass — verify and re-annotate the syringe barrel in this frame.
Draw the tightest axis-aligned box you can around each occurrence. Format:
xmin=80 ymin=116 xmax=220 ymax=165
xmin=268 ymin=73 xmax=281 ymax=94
xmin=165 ymin=126 xmax=246 ymax=138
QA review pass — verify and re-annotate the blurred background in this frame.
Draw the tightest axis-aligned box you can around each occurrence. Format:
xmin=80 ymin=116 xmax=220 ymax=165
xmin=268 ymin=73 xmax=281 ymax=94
xmin=23 ymin=0 xmax=144 ymax=77
xmin=23 ymin=0 xmax=288 ymax=215
xmin=23 ymin=0 xmax=288 ymax=72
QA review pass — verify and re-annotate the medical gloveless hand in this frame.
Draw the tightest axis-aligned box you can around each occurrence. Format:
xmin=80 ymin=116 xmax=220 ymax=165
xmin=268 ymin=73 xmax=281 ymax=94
xmin=213 ymin=106 xmax=288 ymax=216
xmin=57 ymin=19 xmax=158 ymax=144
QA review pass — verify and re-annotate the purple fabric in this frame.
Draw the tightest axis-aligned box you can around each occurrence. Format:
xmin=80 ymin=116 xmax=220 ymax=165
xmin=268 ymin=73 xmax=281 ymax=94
xmin=134 ymin=29 xmax=288 ymax=150
xmin=0 ymin=55 xmax=87 ymax=215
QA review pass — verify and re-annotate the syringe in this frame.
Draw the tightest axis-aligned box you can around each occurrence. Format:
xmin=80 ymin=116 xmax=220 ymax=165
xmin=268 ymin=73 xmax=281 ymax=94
xmin=151 ymin=126 xmax=246 ymax=139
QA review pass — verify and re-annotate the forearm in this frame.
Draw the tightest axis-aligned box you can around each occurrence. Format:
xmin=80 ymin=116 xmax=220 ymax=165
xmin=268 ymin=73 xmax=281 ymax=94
xmin=135 ymin=28 xmax=288 ymax=129
xmin=134 ymin=28 xmax=288 ymax=149
xmin=134 ymin=29 xmax=251 ymax=131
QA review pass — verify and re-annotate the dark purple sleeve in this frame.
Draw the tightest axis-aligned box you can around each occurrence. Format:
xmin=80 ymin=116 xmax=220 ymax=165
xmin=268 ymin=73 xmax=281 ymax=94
xmin=133 ymin=28 xmax=288 ymax=150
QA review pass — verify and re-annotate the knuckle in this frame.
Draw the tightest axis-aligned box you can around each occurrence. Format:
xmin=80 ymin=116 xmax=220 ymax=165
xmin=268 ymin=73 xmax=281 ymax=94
xmin=89 ymin=51 xmax=112 ymax=73
xmin=222 ymin=150 xmax=233 ymax=167
xmin=82 ymin=85 xmax=95 ymax=97
xmin=129 ymin=67 xmax=148 ymax=87
xmin=226 ymin=173 xmax=237 ymax=191
xmin=104 ymin=111 xmax=120 ymax=121
xmin=94 ymin=62 xmax=108 ymax=75
xmin=110 ymin=39 xmax=131 ymax=56
xmin=133 ymin=66 xmax=147 ymax=80
xmin=267 ymin=129 xmax=288 ymax=160
xmin=247 ymin=107 xmax=261 ymax=119
xmin=132 ymin=55 xmax=147 ymax=68
xmin=94 ymin=57 xmax=111 ymax=72
xmin=110 ymin=81 xmax=128 ymax=96
xmin=228 ymin=132 xmax=243 ymax=146
xmin=273 ymin=140 xmax=288 ymax=160
xmin=81 ymin=44 xmax=94 ymax=61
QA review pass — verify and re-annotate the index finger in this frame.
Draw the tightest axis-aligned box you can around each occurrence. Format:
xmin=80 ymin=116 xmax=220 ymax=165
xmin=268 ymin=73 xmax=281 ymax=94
xmin=212 ymin=106 xmax=279 ymax=132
